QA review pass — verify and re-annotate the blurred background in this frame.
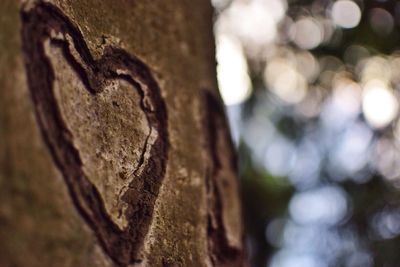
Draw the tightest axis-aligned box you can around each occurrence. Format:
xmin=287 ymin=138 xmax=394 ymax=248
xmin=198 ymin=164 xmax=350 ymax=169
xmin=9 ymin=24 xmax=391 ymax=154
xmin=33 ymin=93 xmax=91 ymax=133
xmin=211 ymin=0 xmax=400 ymax=266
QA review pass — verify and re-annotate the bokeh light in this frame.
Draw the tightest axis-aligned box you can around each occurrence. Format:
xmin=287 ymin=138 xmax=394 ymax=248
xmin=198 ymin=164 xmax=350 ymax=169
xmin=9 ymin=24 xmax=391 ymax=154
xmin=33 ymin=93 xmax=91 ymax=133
xmin=290 ymin=17 xmax=323 ymax=50
xmin=212 ymin=0 xmax=400 ymax=266
xmin=216 ymin=34 xmax=251 ymax=105
xmin=289 ymin=186 xmax=348 ymax=226
xmin=369 ymin=8 xmax=394 ymax=36
xmin=362 ymin=80 xmax=398 ymax=129
xmin=331 ymin=0 xmax=362 ymax=29
xmin=264 ymin=57 xmax=307 ymax=104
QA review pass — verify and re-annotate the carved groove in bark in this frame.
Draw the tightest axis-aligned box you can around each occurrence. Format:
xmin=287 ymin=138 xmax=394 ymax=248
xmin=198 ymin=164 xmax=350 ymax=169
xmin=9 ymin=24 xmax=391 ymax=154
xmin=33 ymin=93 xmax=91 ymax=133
xmin=202 ymin=90 xmax=244 ymax=267
xmin=21 ymin=3 xmax=168 ymax=266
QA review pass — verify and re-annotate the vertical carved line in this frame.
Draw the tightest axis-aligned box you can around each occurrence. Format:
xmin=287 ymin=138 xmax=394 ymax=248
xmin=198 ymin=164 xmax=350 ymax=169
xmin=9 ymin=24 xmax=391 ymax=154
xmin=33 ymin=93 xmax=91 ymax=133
xmin=201 ymin=89 xmax=245 ymax=267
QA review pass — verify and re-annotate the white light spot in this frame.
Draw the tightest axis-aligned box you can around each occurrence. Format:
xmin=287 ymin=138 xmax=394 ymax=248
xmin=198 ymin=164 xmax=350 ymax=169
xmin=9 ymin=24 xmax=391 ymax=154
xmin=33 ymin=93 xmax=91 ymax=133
xmin=361 ymin=56 xmax=391 ymax=84
xmin=211 ymin=0 xmax=230 ymax=10
xmin=270 ymin=250 xmax=327 ymax=267
xmin=217 ymin=0 xmax=287 ymax=51
xmin=264 ymin=58 xmax=307 ymax=104
xmin=331 ymin=0 xmax=361 ymax=29
xmin=295 ymin=51 xmax=320 ymax=82
xmin=291 ymin=17 xmax=324 ymax=50
xmin=330 ymin=123 xmax=372 ymax=174
xmin=289 ymin=186 xmax=348 ymax=226
xmin=362 ymin=80 xmax=399 ymax=128
xmin=216 ymin=35 xmax=252 ymax=105
xmin=264 ymin=136 xmax=296 ymax=177
xmin=332 ymin=78 xmax=362 ymax=117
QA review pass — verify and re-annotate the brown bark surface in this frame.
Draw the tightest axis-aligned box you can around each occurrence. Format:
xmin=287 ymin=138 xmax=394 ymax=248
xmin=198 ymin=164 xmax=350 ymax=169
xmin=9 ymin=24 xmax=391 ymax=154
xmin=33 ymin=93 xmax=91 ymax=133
xmin=0 ymin=0 xmax=245 ymax=266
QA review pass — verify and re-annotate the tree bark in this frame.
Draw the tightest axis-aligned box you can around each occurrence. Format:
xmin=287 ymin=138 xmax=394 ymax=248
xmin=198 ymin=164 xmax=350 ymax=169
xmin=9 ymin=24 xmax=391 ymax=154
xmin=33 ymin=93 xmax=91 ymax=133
xmin=0 ymin=0 xmax=245 ymax=266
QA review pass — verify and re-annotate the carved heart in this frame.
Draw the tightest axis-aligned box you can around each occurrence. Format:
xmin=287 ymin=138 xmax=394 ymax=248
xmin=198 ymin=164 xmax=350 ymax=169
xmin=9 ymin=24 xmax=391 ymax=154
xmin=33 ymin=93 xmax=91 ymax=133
xmin=21 ymin=3 xmax=168 ymax=266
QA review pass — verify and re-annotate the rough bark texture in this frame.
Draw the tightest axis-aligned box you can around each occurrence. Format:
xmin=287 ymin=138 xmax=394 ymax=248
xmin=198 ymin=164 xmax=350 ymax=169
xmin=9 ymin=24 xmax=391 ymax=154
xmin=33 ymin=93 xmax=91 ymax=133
xmin=0 ymin=0 xmax=245 ymax=266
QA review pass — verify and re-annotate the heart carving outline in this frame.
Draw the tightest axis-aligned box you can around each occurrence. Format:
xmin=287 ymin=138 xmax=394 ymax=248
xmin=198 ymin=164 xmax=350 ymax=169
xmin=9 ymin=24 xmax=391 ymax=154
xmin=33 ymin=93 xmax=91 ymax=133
xmin=21 ymin=3 xmax=168 ymax=266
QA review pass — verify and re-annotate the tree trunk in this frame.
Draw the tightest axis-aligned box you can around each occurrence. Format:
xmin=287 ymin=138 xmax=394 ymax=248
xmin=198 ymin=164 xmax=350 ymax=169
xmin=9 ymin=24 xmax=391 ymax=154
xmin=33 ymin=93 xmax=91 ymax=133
xmin=0 ymin=0 xmax=245 ymax=266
